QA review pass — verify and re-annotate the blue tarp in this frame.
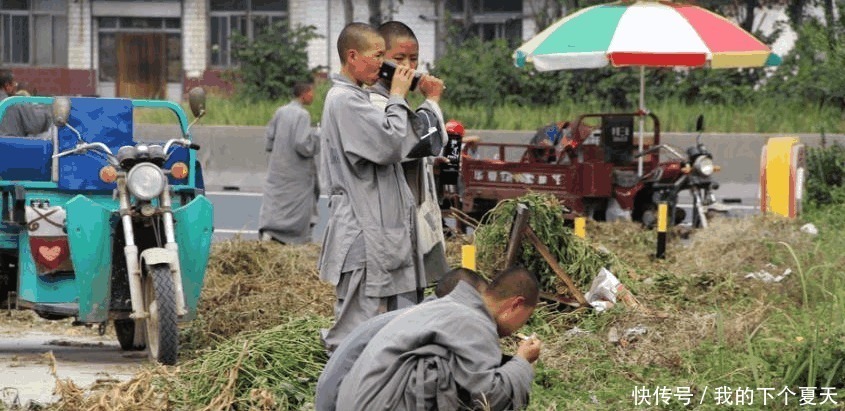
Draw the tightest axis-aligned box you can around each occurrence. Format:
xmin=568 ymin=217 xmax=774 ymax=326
xmin=1 ymin=97 xmax=203 ymax=189
xmin=0 ymin=136 xmax=52 ymax=181
xmin=57 ymin=97 xmax=134 ymax=191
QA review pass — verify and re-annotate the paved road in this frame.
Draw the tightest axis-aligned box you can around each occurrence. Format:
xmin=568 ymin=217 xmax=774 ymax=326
xmin=0 ymin=319 xmax=145 ymax=408
xmin=208 ymin=181 xmax=761 ymax=243
xmin=209 ymin=191 xmax=329 ymax=243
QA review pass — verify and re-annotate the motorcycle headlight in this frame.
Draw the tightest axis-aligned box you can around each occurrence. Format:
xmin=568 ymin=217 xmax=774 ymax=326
xmin=126 ymin=163 xmax=166 ymax=200
xmin=694 ymin=156 xmax=714 ymax=176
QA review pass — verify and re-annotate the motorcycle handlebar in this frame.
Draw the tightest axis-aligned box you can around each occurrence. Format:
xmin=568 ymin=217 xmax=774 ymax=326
xmin=53 ymin=142 xmax=114 ymax=158
xmin=164 ymin=138 xmax=201 ymax=154
xmin=635 ymin=144 xmax=685 ymax=160
xmin=634 ymin=145 xmax=660 ymax=158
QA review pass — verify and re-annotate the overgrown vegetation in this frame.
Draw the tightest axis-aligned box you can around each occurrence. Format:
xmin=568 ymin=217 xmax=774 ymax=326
xmin=474 ymin=193 xmax=622 ymax=295
xmin=36 ymin=140 xmax=845 ymax=411
xmin=805 ymin=141 xmax=845 ymax=209
xmin=150 ymin=3 xmax=845 ymax=134
xmin=135 ymin=89 xmax=845 ymax=133
xmin=223 ymin=22 xmax=322 ymax=101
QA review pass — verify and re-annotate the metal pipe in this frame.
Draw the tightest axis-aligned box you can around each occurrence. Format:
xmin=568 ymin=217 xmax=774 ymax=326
xmin=160 ymin=187 xmax=187 ymax=315
xmin=638 ymin=65 xmax=645 ymax=177
xmin=160 ymin=187 xmax=176 ymax=244
xmin=90 ymin=0 xmax=95 ymax=96
xmin=118 ymin=177 xmax=146 ymax=319
xmin=326 ymin=0 xmax=331 ymax=73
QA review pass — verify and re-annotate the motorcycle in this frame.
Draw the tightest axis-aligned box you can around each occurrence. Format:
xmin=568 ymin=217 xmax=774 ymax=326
xmin=634 ymin=115 xmax=723 ymax=229
xmin=0 ymin=89 xmax=213 ymax=365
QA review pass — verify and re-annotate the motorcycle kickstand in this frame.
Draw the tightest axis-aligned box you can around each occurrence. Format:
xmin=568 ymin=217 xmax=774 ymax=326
xmin=6 ymin=291 xmax=16 ymax=317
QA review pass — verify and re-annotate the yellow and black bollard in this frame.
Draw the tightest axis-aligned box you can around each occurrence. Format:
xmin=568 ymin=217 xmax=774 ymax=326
xmin=656 ymin=203 xmax=668 ymax=259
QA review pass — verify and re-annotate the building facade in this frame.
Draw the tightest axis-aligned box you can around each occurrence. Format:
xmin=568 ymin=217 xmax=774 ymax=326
xmin=1 ymin=0 xmax=540 ymax=101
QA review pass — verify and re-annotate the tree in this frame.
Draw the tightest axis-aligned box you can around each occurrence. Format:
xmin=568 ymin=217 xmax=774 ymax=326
xmin=526 ymin=0 xmax=563 ymax=31
xmin=560 ymin=0 xmax=607 ymax=15
xmin=764 ymin=1 xmax=845 ymax=111
xmin=227 ymin=23 xmax=322 ymax=101
xmin=787 ymin=0 xmax=809 ymax=27
xmin=368 ymin=0 xmax=383 ymax=26
xmin=693 ymin=0 xmax=791 ymax=33
xmin=343 ymin=0 xmax=354 ymax=25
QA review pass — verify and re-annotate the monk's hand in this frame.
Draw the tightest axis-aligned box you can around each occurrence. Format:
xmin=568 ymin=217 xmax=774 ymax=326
xmin=390 ymin=65 xmax=414 ymax=97
xmin=516 ymin=337 xmax=542 ymax=364
xmin=418 ymin=75 xmax=444 ymax=102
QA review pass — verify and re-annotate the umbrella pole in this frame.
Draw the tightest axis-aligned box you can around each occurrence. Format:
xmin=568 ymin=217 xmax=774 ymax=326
xmin=638 ymin=66 xmax=645 ymax=176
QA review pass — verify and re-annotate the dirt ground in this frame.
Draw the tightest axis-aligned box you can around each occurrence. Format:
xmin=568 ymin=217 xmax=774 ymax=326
xmin=0 ymin=312 xmax=146 ymax=409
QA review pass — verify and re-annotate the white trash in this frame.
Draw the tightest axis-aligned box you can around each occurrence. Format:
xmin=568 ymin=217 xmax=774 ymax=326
xmin=801 ymin=223 xmax=819 ymax=236
xmin=745 ymin=263 xmax=792 ymax=283
xmin=584 ymin=267 xmax=638 ymax=312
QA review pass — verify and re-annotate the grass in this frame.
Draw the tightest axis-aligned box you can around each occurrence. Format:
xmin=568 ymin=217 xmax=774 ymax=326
xmin=45 ymin=209 xmax=845 ymax=411
xmin=136 ymin=81 xmax=845 ymax=133
xmin=43 ymin=144 xmax=845 ymax=410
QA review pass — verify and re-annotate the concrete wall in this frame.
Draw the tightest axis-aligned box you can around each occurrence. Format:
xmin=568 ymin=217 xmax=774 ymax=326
xmin=135 ymin=124 xmax=845 ymax=192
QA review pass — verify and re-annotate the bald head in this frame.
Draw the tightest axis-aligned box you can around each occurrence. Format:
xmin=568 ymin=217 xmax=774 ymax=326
xmin=378 ymin=21 xmax=417 ymax=49
xmin=486 ymin=266 xmax=540 ymax=307
xmin=337 ymin=22 xmax=381 ymax=63
xmin=434 ymin=267 xmax=487 ymax=297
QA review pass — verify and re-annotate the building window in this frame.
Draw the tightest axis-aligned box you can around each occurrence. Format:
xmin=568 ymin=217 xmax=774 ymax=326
xmin=0 ymin=0 xmax=68 ymax=66
xmin=209 ymin=0 xmax=289 ymax=68
xmin=446 ymin=0 xmax=523 ymax=46
xmin=97 ymin=17 xmax=182 ymax=83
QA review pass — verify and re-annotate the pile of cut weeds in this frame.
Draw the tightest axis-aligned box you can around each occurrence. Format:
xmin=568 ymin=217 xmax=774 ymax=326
xmin=45 ymin=212 xmax=817 ymax=410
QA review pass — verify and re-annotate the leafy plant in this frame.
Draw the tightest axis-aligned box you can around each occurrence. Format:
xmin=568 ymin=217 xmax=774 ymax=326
xmin=225 ymin=22 xmax=322 ymax=101
xmin=805 ymin=142 xmax=845 ymax=209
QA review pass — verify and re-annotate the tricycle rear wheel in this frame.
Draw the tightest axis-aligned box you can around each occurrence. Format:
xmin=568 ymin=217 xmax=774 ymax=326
xmin=142 ymin=263 xmax=179 ymax=365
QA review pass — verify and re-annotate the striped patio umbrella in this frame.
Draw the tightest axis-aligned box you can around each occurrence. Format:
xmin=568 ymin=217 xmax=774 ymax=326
xmin=513 ymin=0 xmax=781 ymax=174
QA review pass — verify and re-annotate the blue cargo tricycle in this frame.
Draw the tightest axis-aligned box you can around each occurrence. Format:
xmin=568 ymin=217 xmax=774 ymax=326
xmin=0 ymin=89 xmax=213 ymax=365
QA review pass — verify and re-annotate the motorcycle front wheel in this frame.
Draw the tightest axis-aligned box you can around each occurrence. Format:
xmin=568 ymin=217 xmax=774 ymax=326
xmin=114 ymin=318 xmax=146 ymax=351
xmin=142 ymin=263 xmax=179 ymax=365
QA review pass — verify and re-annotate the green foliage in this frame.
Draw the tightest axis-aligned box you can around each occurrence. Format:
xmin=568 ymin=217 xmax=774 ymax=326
xmin=431 ymin=2 xmax=845 ymax=118
xmin=805 ymin=142 xmax=845 ymax=209
xmin=225 ymin=22 xmax=322 ymax=101
xmin=430 ymin=30 xmax=774 ymax=111
xmin=764 ymin=17 xmax=845 ymax=111
xmin=473 ymin=193 xmax=623 ymax=294
xmin=171 ymin=315 xmax=331 ymax=410
xmin=429 ymin=37 xmax=571 ymax=108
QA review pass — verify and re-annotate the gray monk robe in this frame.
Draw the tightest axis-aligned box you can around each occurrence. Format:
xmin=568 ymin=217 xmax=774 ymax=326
xmin=258 ymin=100 xmax=319 ymax=244
xmin=335 ymin=281 xmax=535 ymax=411
xmin=0 ymin=91 xmax=52 ymax=137
xmin=314 ymin=294 xmax=439 ymax=411
xmin=317 ymin=73 xmax=425 ymax=351
xmin=368 ymin=82 xmax=450 ymax=285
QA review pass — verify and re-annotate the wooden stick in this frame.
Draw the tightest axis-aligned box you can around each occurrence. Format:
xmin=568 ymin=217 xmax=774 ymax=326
xmin=539 ymin=291 xmax=581 ymax=308
xmin=524 ymin=227 xmax=589 ymax=306
xmin=504 ymin=203 xmax=530 ymax=268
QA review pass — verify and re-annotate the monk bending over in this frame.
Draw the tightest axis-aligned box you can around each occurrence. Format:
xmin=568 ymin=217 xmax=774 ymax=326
xmin=335 ymin=266 xmax=543 ymax=410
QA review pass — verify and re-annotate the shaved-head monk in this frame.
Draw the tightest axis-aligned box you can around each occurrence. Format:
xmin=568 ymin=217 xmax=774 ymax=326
xmin=335 ymin=266 xmax=543 ymax=410
xmin=317 ymin=22 xmax=443 ymax=353
xmin=315 ymin=267 xmax=488 ymax=411
xmin=369 ymin=20 xmax=450 ymax=288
